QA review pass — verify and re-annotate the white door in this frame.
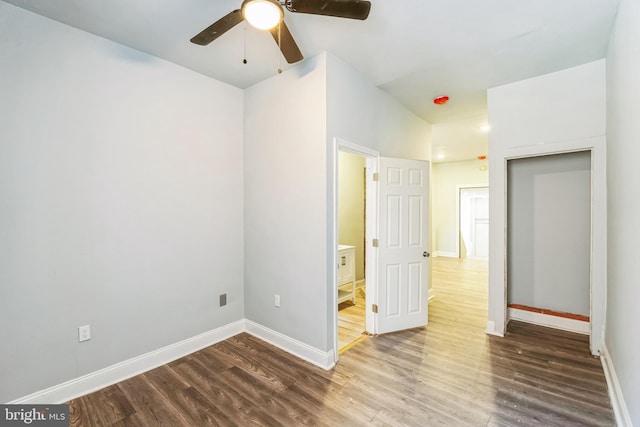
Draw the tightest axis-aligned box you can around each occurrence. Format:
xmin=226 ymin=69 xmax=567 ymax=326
xmin=459 ymin=187 xmax=489 ymax=259
xmin=376 ymin=157 xmax=430 ymax=334
xmin=473 ymin=195 xmax=489 ymax=258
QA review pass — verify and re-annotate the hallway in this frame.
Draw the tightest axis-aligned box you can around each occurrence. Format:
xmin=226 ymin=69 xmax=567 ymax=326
xmin=334 ymin=256 xmax=615 ymax=425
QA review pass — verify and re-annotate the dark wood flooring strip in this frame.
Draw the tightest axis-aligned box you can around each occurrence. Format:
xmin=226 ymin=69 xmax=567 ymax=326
xmin=68 ymin=257 xmax=615 ymax=426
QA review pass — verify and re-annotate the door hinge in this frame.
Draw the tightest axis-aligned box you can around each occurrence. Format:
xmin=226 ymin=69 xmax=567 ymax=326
xmin=372 ymin=238 xmax=379 ymax=247
xmin=372 ymin=304 xmax=378 ymax=314
xmin=372 ymin=172 xmax=378 ymax=182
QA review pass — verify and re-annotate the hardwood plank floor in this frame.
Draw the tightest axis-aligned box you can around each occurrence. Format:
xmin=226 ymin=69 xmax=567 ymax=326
xmin=69 ymin=257 xmax=615 ymax=426
xmin=338 ymin=286 xmax=366 ymax=351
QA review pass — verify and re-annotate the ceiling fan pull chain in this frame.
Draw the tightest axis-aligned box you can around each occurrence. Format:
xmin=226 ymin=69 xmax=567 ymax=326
xmin=243 ymin=21 xmax=248 ymax=64
xmin=277 ymin=22 xmax=283 ymax=74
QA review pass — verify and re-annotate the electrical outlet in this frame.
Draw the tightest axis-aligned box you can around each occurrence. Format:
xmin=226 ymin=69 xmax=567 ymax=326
xmin=219 ymin=293 xmax=227 ymax=307
xmin=78 ymin=325 xmax=91 ymax=342
xmin=274 ymin=294 xmax=280 ymax=308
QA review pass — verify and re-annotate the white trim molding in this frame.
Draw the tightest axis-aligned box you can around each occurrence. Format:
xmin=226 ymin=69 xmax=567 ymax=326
xmin=508 ymin=308 xmax=589 ymax=335
xmin=488 ymin=135 xmax=607 ymax=356
xmin=333 ymin=138 xmax=380 ymax=350
xmin=485 ymin=320 xmax=504 ymax=337
xmin=244 ymin=320 xmax=335 ymax=371
xmin=600 ymin=345 xmax=633 ymax=427
xmin=9 ymin=320 xmax=246 ymax=404
xmin=9 ymin=318 xmax=335 ymax=405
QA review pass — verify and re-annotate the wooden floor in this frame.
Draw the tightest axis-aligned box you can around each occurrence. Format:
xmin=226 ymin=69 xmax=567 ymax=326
xmin=69 ymin=257 xmax=615 ymax=426
xmin=337 ymin=287 xmax=366 ymax=351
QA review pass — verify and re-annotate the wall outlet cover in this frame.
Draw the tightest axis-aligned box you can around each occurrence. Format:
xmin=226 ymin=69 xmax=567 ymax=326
xmin=78 ymin=325 xmax=91 ymax=342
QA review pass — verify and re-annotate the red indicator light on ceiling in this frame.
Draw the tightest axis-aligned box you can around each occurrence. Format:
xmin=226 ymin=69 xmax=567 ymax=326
xmin=477 ymin=155 xmax=487 ymax=160
xmin=433 ymin=95 xmax=449 ymax=105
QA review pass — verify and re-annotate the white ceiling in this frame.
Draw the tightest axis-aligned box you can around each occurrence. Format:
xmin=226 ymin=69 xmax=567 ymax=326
xmin=3 ymin=0 xmax=619 ymax=162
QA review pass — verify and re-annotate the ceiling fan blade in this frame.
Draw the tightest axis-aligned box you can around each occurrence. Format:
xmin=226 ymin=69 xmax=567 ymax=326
xmin=190 ymin=9 xmax=243 ymax=46
xmin=286 ymin=0 xmax=371 ymax=20
xmin=269 ymin=21 xmax=304 ymax=64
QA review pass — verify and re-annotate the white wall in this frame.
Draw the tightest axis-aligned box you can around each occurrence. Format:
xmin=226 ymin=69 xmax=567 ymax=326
xmin=489 ymin=61 xmax=606 ymax=150
xmin=244 ymin=55 xmax=329 ymax=350
xmin=507 ymin=152 xmax=591 ymax=316
xmin=432 ymin=160 xmax=488 ymax=257
xmin=326 ymin=53 xmax=432 ymax=162
xmin=326 ymin=52 xmax=433 ymax=336
xmin=0 ymin=3 xmax=244 ymax=402
xmin=338 ymin=152 xmax=365 ymax=281
xmin=605 ymin=0 xmax=640 ymax=423
xmin=244 ymin=52 xmax=432 ymax=355
xmin=487 ymin=60 xmax=606 ymax=346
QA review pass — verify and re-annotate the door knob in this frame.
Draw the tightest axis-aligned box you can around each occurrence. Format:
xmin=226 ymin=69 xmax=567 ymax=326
xmin=423 ymin=251 xmax=430 ymax=258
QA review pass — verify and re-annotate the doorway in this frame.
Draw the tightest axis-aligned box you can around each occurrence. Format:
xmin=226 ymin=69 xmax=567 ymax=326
xmin=487 ymin=135 xmax=606 ymax=355
xmin=458 ymin=186 xmax=489 ymax=259
xmin=331 ymin=139 xmax=431 ymax=360
xmin=506 ymin=151 xmax=591 ymax=333
xmin=337 ymin=150 xmax=367 ymax=351
xmin=331 ymin=139 xmax=378 ymax=361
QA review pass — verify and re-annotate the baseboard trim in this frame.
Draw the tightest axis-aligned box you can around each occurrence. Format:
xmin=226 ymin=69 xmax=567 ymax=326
xmin=485 ymin=320 xmax=504 ymax=337
xmin=600 ymin=345 xmax=633 ymax=427
xmin=434 ymin=251 xmax=457 ymax=258
xmin=9 ymin=319 xmax=335 ymax=405
xmin=428 ymin=288 xmax=435 ymax=301
xmin=355 ymin=279 xmax=366 ymax=289
xmin=9 ymin=320 xmax=246 ymax=405
xmin=508 ymin=308 xmax=589 ymax=335
xmin=244 ymin=320 xmax=335 ymax=371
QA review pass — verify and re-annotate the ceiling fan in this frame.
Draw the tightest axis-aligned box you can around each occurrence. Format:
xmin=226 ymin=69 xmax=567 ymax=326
xmin=190 ymin=0 xmax=371 ymax=64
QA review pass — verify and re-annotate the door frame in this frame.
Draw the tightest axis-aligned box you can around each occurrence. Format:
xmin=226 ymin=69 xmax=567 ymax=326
xmin=330 ymin=138 xmax=378 ymax=362
xmin=487 ymin=135 xmax=606 ymax=356
xmin=455 ymin=184 xmax=489 ymax=258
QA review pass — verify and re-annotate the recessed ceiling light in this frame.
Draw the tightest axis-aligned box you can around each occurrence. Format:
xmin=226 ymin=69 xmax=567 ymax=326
xmin=480 ymin=124 xmax=491 ymax=133
xmin=437 ymin=153 xmax=446 ymax=160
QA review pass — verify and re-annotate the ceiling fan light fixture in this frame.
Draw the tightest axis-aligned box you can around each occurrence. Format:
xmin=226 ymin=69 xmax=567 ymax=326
xmin=242 ymin=0 xmax=283 ymax=30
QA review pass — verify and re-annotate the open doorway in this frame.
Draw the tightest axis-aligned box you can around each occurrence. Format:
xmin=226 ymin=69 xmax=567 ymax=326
xmin=488 ymin=135 xmax=606 ymax=355
xmin=331 ymin=139 xmax=431 ymax=359
xmin=458 ymin=186 xmax=489 ymax=259
xmin=331 ymin=139 xmax=378 ymax=359
xmin=506 ymin=151 xmax=591 ymax=334
xmin=337 ymin=150 xmax=367 ymax=350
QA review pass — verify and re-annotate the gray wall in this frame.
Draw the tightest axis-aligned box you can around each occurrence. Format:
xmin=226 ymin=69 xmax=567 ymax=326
xmin=606 ymin=0 xmax=640 ymax=422
xmin=0 ymin=4 xmax=244 ymax=402
xmin=243 ymin=55 xmax=329 ymax=351
xmin=244 ymin=52 xmax=432 ymax=354
xmin=507 ymin=152 xmax=591 ymax=315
